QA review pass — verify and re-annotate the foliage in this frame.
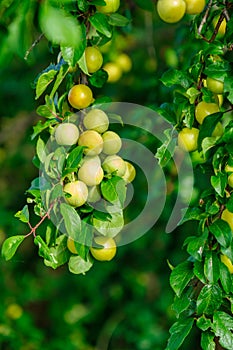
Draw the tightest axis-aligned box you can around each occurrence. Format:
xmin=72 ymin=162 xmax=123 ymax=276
xmin=1 ymin=0 xmax=233 ymax=349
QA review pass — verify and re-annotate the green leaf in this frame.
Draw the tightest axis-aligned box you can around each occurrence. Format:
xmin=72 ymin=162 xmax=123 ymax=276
xmin=77 ymin=0 xmax=89 ymax=11
xmin=36 ymin=96 xmax=56 ymax=119
xmin=196 ymin=316 xmax=212 ymax=332
xmin=204 ymin=251 xmax=219 ymax=284
xmin=179 ymin=207 xmax=204 ymax=225
xmin=44 ymin=234 xmax=69 ymax=269
xmin=39 ymin=3 xmax=86 ymax=49
xmin=185 ymin=231 xmax=208 ymax=261
xmin=15 ymin=205 xmax=29 ymax=223
xmin=198 ymin=112 xmax=223 ymax=149
xmin=165 ymin=318 xmax=194 ymax=350
xmin=197 ymin=284 xmax=222 ymax=315
xmin=68 ymin=254 xmax=93 ymax=275
xmin=200 ymin=332 xmax=215 ymax=350
xmin=210 ymin=173 xmax=227 ymax=197
xmin=201 ymin=137 xmax=217 ymax=157
xmin=31 ymin=120 xmax=54 ymax=140
xmin=172 ymin=290 xmax=191 ymax=316
xmin=170 ymin=261 xmax=194 ymax=297
xmin=61 ymin=23 xmax=86 ymax=65
xmin=60 ymin=203 xmax=81 ymax=241
xmin=108 ymin=14 xmax=130 ymax=27
xmin=1 ymin=235 xmax=25 ymax=261
xmin=35 ymin=70 xmax=57 ymax=99
xmin=161 ymin=69 xmax=191 ymax=89
xmin=65 ymin=146 xmax=84 ymax=170
xmin=219 ymin=261 xmax=232 ymax=294
xmin=89 ymin=13 xmax=112 ymax=38
xmin=89 ymin=69 xmax=108 ymax=88
xmin=50 ymin=64 xmax=69 ymax=99
xmin=34 ymin=235 xmax=57 ymax=263
xmin=213 ymin=311 xmax=233 ymax=349
xmin=209 ymin=219 xmax=231 ymax=248
xmin=193 ymin=260 xmax=206 ymax=284
xmin=93 ymin=205 xmax=124 ymax=238
xmin=155 ymin=128 xmax=177 ymax=167
xmin=101 ymin=176 xmax=126 ymax=208
xmin=36 ymin=137 xmax=47 ymax=163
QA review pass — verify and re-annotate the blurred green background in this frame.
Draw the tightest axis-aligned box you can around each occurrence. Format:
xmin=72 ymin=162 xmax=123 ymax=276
xmin=0 ymin=2 xmax=201 ymax=349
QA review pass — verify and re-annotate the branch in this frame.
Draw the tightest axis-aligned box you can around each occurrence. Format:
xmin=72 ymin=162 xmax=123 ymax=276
xmin=24 ymin=33 xmax=44 ymax=61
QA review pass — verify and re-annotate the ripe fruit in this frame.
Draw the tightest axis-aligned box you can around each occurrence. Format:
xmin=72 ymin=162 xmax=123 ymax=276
xmin=55 ymin=123 xmax=79 ymax=146
xmin=122 ymin=161 xmax=136 ymax=183
xmin=184 ymin=0 xmax=205 ymax=15
xmin=102 ymin=154 xmax=126 ymax=176
xmin=83 ymin=109 xmax=109 ymax=133
xmin=178 ymin=127 xmax=199 ymax=152
xmin=6 ymin=304 xmax=23 ymax=320
xmin=87 ymin=185 xmax=101 ymax=203
xmin=102 ymin=131 xmax=122 ymax=155
xmin=195 ymin=101 xmax=219 ymax=124
xmin=213 ymin=16 xmax=227 ymax=37
xmin=206 ymin=77 xmax=224 ymax=94
xmin=225 ymin=164 xmax=233 ymax=173
xmin=228 ymin=173 xmax=233 ymax=188
xmin=63 ymin=180 xmax=88 ymax=207
xmin=90 ymin=236 xmax=117 ymax=261
xmin=85 ymin=46 xmax=103 ymax=74
xmin=68 ymin=84 xmax=93 ymax=109
xmin=96 ymin=0 xmax=120 ymax=14
xmin=78 ymin=130 xmax=103 ymax=156
xmin=78 ymin=157 xmax=104 ymax=186
xmin=103 ymin=62 xmax=122 ymax=83
xmin=221 ymin=208 xmax=233 ymax=232
xmin=157 ymin=0 xmax=186 ymax=24
xmin=115 ymin=53 xmax=132 ymax=73
xmin=220 ymin=254 xmax=233 ymax=274
xmin=67 ymin=237 xmax=79 ymax=254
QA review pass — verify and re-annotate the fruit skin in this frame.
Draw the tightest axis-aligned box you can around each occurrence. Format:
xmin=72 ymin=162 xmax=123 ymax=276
xmin=96 ymin=0 xmax=120 ymax=14
xmin=90 ymin=236 xmax=117 ymax=261
xmin=67 ymin=237 xmax=79 ymax=254
xmin=68 ymin=84 xmax=93 ymax=109
xmin=85 ymin=46 xmax=103 ymax=74
xmin=83 ymin=109 xmax=109 ymax=134
xmin=195 ymin=101 xmax=219 ymax=124
xmin=78 ymin=158 xmax=104 ymax=186
xmin=225 ymin=164 xmax=233 ymax=173
xmin=102 ymin=154 xmax=126 ymax=176
xmin=184 ymin=0 xmax=205 ymax=15
xmin=221 ymin=209 xmax=233 ymax=232
xmin=220 ymin=254 xmax=233 ymax=274
xmin=157 ymin=0 xmax=186 ymax=24
xmin=228 ymin=173 xmax=233 ymax=188
xmin=212 ymin=122 xmax=223 ymax=137
xmin=55 ymin=123 xmax=79 ymax=146
xmin=102 ymin=131 xmax=122 ymax=155
xmin=213 ymin=17 xmax=227 ymax=38
xmin=178 ymin=127 xmax=199 ymax=152
xmin=78 ymin=130 xmax=103 ymax=156
xmin=63 ymin=180 xmax=88 ymax=207
xmin=103 ymin=62 xmax=122 ymax=83
xmin=115 ymin=53 xmax=132 ymax=73
xmin=122 ymin=161 xmax=136 ymax=183
xmin=206 ymin=77 xmax=224 ymax=94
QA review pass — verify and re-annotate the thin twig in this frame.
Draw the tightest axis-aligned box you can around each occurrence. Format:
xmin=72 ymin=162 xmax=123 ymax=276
xmin=24 ymin=33 xmax=44 ymax=61
xmin=198 ymin=0 xmax=213 ymax=36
